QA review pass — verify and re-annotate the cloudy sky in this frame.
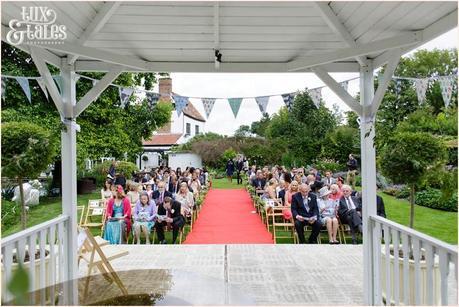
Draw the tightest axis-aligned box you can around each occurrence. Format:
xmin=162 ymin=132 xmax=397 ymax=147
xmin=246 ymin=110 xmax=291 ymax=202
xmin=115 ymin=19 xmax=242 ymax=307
xmin=156 ymin=28 xmax=457 ymax=136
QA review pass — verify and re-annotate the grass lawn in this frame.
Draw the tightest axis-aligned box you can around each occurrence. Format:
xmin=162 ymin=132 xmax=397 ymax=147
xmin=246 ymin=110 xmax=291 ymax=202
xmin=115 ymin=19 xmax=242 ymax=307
xmin=211 ymin=177 xmax=244 ymax=189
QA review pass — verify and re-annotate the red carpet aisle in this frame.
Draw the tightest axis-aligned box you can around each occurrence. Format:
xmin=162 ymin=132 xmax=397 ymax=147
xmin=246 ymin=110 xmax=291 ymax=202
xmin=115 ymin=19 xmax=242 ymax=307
xmin=184 ymin=189 xmax=273 ymax=244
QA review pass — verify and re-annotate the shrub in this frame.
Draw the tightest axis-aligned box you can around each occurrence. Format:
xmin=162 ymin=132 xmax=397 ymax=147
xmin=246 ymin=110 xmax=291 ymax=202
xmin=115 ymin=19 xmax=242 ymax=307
xmin=89 ymin=160 xmax=139 ymax=186
xmin=395 ymin=186 xmax=411 ymax=199
xmin=415 ymin=188 xmax=457 ymax=212
xmin=313 ymin=158 xmax=343 ymax=173
xmin=1 ymin=200 xmax=21 ymax=230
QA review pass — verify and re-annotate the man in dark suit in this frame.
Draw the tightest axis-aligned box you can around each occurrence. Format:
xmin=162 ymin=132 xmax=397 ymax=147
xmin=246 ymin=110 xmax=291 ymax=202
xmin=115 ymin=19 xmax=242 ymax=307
xmin=338 ymin=185 xmax=362 ymax=244
xmin=251 ymin=170 xmax=266 ymax=193
xmin=155 ymin=196 xmax=185 ymax=244
xmin=168 ymin=176 xmax=180 ymax=194
xmin=152 ymin=182 xmax=172 ymax=207
xmin=236 ymin=157 xmax=244 ymax=185
xmin=376 ymin=195 xmax=386 ymax=218
xmin=291 ymin=183 xmax=322 ymax=244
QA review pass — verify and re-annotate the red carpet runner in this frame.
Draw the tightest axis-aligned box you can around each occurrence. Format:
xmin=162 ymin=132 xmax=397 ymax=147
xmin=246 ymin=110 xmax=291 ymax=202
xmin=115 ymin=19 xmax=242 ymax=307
xmin=184 ymin=189 xmax=273 ymax=244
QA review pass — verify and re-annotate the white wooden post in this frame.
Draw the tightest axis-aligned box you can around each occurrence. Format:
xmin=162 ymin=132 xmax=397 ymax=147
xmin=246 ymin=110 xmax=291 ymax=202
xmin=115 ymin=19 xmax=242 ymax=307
xmin=360 ymin=62 xmax=378 ymax=305
xmin=60 ymin=58 xmax=79 ymax=305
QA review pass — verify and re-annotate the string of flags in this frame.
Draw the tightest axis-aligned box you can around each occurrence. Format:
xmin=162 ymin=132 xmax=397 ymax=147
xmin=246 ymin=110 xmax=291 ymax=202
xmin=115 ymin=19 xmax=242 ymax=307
xmin=1 ymin=73 xmax=457 ymax=118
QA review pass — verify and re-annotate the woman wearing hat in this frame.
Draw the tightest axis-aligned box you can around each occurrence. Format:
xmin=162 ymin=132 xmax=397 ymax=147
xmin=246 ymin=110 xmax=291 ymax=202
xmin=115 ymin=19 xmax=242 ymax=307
xmin=317 ymin=186 xmax=340 ymax=244
xmin=103 ymin=185 xmax=132 ymax=244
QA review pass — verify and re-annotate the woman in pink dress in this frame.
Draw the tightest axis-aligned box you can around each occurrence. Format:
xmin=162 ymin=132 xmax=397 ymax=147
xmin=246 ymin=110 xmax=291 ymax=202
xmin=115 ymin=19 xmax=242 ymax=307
xmin=283 ymin=180 xmax=299 ymax=220
xmin=329 ymin=183 xmax=343 ymax=201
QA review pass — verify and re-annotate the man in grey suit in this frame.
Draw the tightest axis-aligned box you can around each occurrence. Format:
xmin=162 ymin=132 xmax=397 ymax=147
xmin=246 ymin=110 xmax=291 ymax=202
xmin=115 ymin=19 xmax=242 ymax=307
xmin=322 ymin=170 xmax=336 ymax=187
xmin=338 ymin=184 xmax=362 ymax=244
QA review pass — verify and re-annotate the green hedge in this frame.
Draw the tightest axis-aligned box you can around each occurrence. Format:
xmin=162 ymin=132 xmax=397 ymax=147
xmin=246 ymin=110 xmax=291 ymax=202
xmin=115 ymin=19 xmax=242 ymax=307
xmin=415 ymin=188 xmax=458 ymax=212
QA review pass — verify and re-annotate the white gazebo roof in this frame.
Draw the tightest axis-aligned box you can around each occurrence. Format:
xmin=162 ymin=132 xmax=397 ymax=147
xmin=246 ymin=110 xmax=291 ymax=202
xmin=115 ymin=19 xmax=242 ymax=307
xmin=1 ymin=1 xmax=457 ymax=73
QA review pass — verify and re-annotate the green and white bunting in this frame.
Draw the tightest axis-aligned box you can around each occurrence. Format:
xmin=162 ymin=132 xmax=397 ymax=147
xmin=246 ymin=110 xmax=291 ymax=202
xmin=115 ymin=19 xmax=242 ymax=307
xmin=228 ymin=98 xmax=243 ymax=118
xmin=15 ymin=77 xmax=31 ymax=103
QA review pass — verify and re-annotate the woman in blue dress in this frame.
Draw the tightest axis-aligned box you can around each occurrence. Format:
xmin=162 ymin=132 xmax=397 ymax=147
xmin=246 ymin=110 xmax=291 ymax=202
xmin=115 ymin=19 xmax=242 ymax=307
xmin=104 ymin=185 xmax=132 ymax=244
xmin=317 ymin=186 xmax=339 ymax=244
xmin=133 ymin=192 xmax=157 ymax=244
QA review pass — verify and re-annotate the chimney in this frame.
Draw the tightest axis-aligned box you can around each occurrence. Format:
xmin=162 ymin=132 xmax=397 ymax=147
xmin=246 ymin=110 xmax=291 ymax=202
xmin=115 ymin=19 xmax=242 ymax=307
xmin=157 ymin=77 xmax=173 ymax=133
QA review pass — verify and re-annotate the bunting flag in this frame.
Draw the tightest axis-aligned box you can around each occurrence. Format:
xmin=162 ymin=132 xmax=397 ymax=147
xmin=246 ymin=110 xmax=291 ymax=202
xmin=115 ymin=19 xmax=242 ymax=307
xmin=228 ymin=98 xmax=243 ymax=118
xmin=146 ymin=92 xmax=160 ymax=107
xmin=118 ymin=87 xmax=134 ymax=108
xmin=36 ymin=78 xmax=48 ymax=100
xmin=340 ymin=80 xmax=349 ymax=92
xmin=439 ymin=76 xmax=455 ymax=108
xmin=308 ymin=88 xmax=322 ymax=108
xmin=202 ymin=98 xmax=216 ymax=118
xmin=53 ymin=75 xmax=63 ymax=94
xmin=173 ymin=94 xmax=189 ymax=116
xmin=15 ymin=77 xmax=32 ymax=103
xmin=1 ymin=77 xmax=6 ymax=100
xmin=281 ymin=93 xmax=295 ymax=111
xmin=414 ymin=78 xmax=429 ymax=104
xmin=255 ymin=96 xmax=270 ymax=115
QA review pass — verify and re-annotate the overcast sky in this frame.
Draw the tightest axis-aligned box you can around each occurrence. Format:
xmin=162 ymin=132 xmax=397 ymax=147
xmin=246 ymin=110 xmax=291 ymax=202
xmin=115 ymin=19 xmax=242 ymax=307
xmin=156 ymin=28 xmax=457 ymax=136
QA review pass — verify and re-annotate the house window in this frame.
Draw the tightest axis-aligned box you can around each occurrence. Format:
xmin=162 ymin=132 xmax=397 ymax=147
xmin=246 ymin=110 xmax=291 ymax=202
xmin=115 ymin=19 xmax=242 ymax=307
xmin=195 ymin=125 xmax=200 ymax=135
xmin=186 ymin=123 xmax=191 ymax=135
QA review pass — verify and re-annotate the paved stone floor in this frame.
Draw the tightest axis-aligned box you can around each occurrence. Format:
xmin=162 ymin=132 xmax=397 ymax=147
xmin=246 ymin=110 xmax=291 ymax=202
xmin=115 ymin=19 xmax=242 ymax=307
xmin=78 ymin=244 xmax=457 ymax=305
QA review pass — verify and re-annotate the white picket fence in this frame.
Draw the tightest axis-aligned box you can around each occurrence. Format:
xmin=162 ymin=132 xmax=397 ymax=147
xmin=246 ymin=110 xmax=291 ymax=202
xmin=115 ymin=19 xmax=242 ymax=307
xmin=370 ymin=215 xmax=458 ymax=305
xmin=1 ymin=215 xmax=70 ymax=305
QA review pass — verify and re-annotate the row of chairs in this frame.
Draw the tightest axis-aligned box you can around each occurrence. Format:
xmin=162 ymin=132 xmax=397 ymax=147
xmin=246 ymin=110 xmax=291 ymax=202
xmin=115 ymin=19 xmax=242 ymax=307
xmin=251 ymin=191 xmax=355 ymax=244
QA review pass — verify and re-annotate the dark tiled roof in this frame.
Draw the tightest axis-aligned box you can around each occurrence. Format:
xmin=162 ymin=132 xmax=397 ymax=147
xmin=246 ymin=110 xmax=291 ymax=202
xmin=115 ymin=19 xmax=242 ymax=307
xmin=182 ymin=101 xmax=206 ymax=122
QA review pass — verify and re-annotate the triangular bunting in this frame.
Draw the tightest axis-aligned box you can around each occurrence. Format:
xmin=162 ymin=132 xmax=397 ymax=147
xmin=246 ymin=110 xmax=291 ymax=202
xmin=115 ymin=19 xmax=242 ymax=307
xmin=201 ymin=98 xmax=216 ymax=118
xmin=36 ymin=78 xmax=49 ymax=100
xmin=146 ymin=92 xmax=160 ymax=107
xmin=439 ymin=76 xmax=455 ymax=108
xmin=15 ymin=77 xmax=32 ymax=103
xmin=1 ymin=77 xmax=6 ymax=101
xmin=118 ymin=87 xmax=134 ymax=108
xmin=255 ymin=96 xmax=270 ymax=115
xmin=53 ymin=75 xmax=63 ymax=94
xmin=172 ymin=94 xmax=189 ymax=116
xmin=308 ymin=88 xmax=322 ymax=108
xmin=228 ymin=98 xmax=243 ymax=118
xmin=414 ymin=78 xmax=429 ymax=104
xmin=281 ymin=93 xmax=296 ymax=112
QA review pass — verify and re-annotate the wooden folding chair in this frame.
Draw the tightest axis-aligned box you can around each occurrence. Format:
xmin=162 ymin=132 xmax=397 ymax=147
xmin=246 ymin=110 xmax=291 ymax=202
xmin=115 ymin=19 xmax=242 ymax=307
xmin=271 ymin=207 xmax=296 ymax=244
xmin=82 ymin=200 xmax=106 ymax=236
xmin=78 ymin=227 xmax=129 ymax=301
xmin=77 ymin=205 xmax=86 ymax=226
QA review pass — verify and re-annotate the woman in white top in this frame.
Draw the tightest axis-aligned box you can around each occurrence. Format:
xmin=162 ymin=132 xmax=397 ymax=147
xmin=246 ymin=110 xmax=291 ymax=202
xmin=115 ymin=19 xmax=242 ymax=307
xmin=126 ymin=183 xmax=140 ymax=210
xmin=317 ymin=186 xmax=339 ymax=244
xmin=101 ymin=179 xmax=113 ymax=202
xmin=189 ymin=172 xmax=201 ymax=198
xmin=175 ymin=182 xmax=194 ymax=217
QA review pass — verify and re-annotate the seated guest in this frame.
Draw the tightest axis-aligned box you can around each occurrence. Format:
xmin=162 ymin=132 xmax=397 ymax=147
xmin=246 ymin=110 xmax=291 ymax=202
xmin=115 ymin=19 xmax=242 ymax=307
xmin=133 ymin=192 xmax=156 ymax=244
xmin=317 ymin=187 xmax=339 ymax=244
xmin=175 ymin=182 xmax=194 ymax=216
xmin=126 ymin=183 xmax=139 ymax=209
xmin=329 ymin=184 xmax=343 ymax=201
xmin=277 ymin=179 xmax=286 ymax=202
xmin=189 ymin=172 xmax=201 ymax=197
xmin=101 ymin=179 xmax=113 ymax=202
xmin=338 ymin=185 xmax=362 ymax=244
xmin=155 ymin=196 xmax=185 ymax=244
xmin=322 ymin=171 xmax=336 ymax=187
xmin=114 ymin=172 xmax=126 ymax=190
xmin=291 ymin=183 xmax=322 ymax=244
xmin=307 ymin=174 xmax=323 ymax=194
xmin=104 ymin=185 xmax=131 ymax=244
xmin=145 ymin=182 xmax=154 ymax=199
xmin=168 ymin=175 xmax=180 ymax=194
xmin=283 ymin=180 xmax=299 ymax=220
xmin=261 ymin=178 xmax=281 ymax=210
xmin=252 ymin=170 xmax=266 ymax=193
xmin=152 ymin=181 xmax=172 ymax=207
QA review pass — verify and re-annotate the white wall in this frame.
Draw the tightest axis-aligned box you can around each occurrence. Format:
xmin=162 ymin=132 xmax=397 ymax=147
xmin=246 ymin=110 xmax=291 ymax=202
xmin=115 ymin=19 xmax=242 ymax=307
xmin=168 ymin=153 xmax=202 ymax=170
xmin=137 ymin=152 xmax=160 ymax=170
xmin=177 ymin=116 xmax=205 ymax=144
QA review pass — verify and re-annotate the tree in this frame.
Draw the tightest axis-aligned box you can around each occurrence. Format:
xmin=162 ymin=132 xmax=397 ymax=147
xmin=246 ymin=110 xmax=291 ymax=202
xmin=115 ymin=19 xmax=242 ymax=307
xmin=1 ymin=122 xmax=57 ymax=229
xmin=321 ymin=126 xmax=360 ymax=165
xmin=250 ymin=113 xmax=271 ymax=137
xmin=234 ymin=125 xmax=252 ymax=138
xmin=379 ymin=131 xmax=447 ymax=228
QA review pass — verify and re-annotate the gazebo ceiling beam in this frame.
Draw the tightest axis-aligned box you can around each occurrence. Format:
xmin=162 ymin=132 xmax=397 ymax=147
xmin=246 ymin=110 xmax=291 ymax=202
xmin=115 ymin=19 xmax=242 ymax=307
xmin=74 ymin=65 xmax=124 ymax=117
xmin=372 ymin=9 xmax=458 ymax=68
xmin=68 ymin=1 xmax=121 ymax=65
xmin=313 ymin=1 xmax=367 ymax=66
xmin=287 ymin=31 xmax=422 ymax=72
xmin=313 ymin=66 xmax=362 ymax=115
xmin=368 ymin=49 xmax=403 ymax=115
xmin=29 ymin=42 xmax=147 ymax=71
xmin=29 ymin=46 xmax=65 ymax=117
xmin=73 ymin=60 xmax=360 ymax=73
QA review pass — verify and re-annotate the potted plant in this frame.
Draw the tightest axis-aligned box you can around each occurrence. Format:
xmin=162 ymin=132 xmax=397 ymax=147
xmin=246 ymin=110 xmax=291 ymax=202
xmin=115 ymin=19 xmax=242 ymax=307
xmin=379 ymin=131 xmax=447 ymax=304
